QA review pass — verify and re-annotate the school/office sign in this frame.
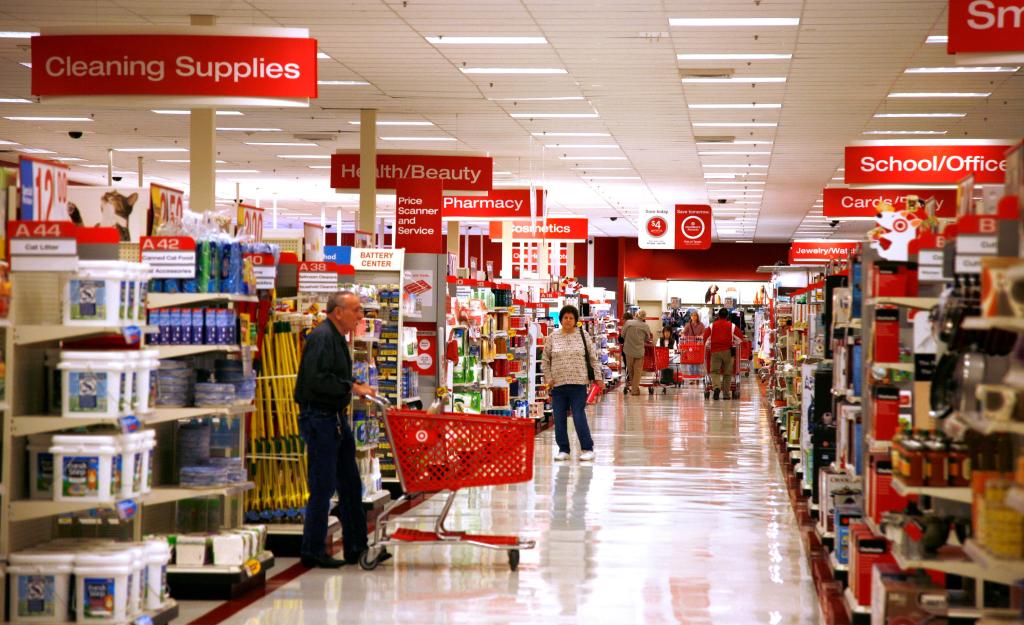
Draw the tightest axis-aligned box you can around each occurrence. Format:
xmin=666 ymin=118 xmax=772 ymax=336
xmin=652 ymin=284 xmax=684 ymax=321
xmin=948 ymin=0 xmax=1024 ymax=53
xmin=488 ymin=218 xmax=588 ymax=241
xmin=844 ymin=143 xmax=1013 ymax=185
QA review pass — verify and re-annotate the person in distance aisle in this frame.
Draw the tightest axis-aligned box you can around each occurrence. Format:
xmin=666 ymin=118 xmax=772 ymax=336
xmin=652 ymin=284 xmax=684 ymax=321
xmin=681 ymin=309 xmax=706 ymax=385
xmin=702 ymin=307 xmax=745 ymax=400
xmin=622 ymin=310 xmax=653 ymax=395
xmin=619 ymin=311 xmax=633 ymax=395
xmin=542 ymin=305 xmax=605 ymax=462
xmin=293 ymin=290 xmax=382 ymax=569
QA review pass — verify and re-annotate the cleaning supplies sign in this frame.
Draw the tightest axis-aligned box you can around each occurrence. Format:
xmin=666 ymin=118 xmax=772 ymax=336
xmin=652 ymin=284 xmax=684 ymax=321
xmin=675 ymin=205 xmax=711 ymax=250
xmin=395 ymin=179 xmax=443 ymax=254
xmin=244 ymin=252 xmax=276 ymax=289
xmin=297 ymin=261 xmax=339 ymax=292
xmin=139 ymin=236 xmax=196 ymax=278
xmin=948 ymin=0 xmax=1024 ymax=53
xmin=823 ymin=188 xmax=958 ymax=218
xmin=9 ymin=220 xmax=78 ymax=272
xmin=31 ymin=34 xmax=318 ymax=100
xmin=18 ymin=156 xmax=69 ymax=221
xmin=844 ymin=143 xmax=1013 ymax=185
xmin=330 ymin=153 xmax=493 ymax=192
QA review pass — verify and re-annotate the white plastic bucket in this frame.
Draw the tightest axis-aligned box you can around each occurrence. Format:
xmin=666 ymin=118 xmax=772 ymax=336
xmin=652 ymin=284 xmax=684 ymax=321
xmin=58 ymin=352 xmax=127 ymax=419
xmin=27 ymin=434 xmax=54 ymax=500
xmin=139 ymin=430 xmax=156 ymax=494
xmin=62 ymin=261 xmax=129 ymax=327
xmin=135 ymin=350 xmax=158 ymax=414
xmin=143 ymin=540 xmax=170 ymax=610
xmin=117 ymin=433 xmax=143 ymax=499
xmin=73 ymin=551 xmax=133 ymax=624
xmin=8 ymin=551 xmax=74 ymax=624
xmin=50 ymin=435 xmax=121 ymax=503
xmin=132 ymin=263 xmax=151 ymax=323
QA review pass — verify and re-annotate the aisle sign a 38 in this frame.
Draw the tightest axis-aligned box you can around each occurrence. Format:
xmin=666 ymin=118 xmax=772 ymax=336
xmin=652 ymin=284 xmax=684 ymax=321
xmin=19 ymin=156 xmax=69 ymax=221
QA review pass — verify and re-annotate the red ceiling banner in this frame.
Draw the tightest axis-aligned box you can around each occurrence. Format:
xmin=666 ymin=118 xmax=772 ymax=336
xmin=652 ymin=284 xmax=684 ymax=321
xmin=31 ymin=34 xmax=318 ymax=98
xmin=948 ymin=0 xmax=1024 ymax=53
xmin=488 ymin=217 xmax=588 ymax=241
xmin=788 ymin=241 xmax=861 ymax=264
xmin=395 ymin=179 xmax=444 ymax=254
xmin=823 ymin=188 xmax=958 ymax=218
xmin=674 ymin=205 xmax=711 ymax=250
xmin=331 ymin=153 xmax=493 ymax=192
xmin=444 ymin=189 xmax=542 ymax=220
xmin=844 ymin=144 xmax=1011 ymax=185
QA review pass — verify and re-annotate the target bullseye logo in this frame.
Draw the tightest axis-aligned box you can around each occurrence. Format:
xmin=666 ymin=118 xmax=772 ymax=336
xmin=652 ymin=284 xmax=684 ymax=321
xmin=415 ymin=429 xmax=429 ymax=443
xmin=646 ymin=216 xmax=668 ymax=238
xmin=680 ymin=216 xmax=706 ymax=240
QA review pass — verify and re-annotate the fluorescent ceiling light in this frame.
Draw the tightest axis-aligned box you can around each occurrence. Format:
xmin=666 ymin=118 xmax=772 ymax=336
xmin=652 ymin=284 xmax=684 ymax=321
xmin=17 ymin=148 xmax=55 ymax=154
xmin=217 ymin=169 xmax=260 ymax=174
xmin=532 ymin=132 xmax=610 ymax=137
xmin=874 ymin=113 xmax=965 ymax=118
xmin=318 ymin=80 xmax=370 ymax=86
xmin=688 ymin=103 xmax=781 ymax=109
xmin=276 ymin=154 xmax=331 ymax=159
xmin=697 ymin=140 xmax=773 ymax=146
xmin=510 ymin=112 xmax=599 ymax=118
xmin=0 ymin=31 xmax=38 ymax=38
xmin=381 ymin=136 xmax=456 ymax=141
xmin=0 ymin=98 xmax=31 ymax=104
xmin=707 ymin=180 xmax=765 ymax=185
xmin=545 ymin=144 xmax=619 ymax=149
xmin=19 ymin=62 xmax=31 ymax=68
xmin=682 ymin=77 xmax=786 ymax=84
xmin=703 ymin=164 xmax=770 ymax=168
xmin=217 ymin=127 xmax=282 ymax=131
xmin=926 ymin=35 xmax=949 ymax=43
xmin=699 ymin=151 xmax=771 ymax=155
xmin=426 ymin=36 xmax=547 ymax=44
xmin=831 ymin=177 xmax=844 ymax=181
xmin=585 ymin=176 xmax=640 ymax=180
xmin=317 ymin=52 xmax=331 ymax=59
xmin=906 ymin=66 xmax=1018 ymax=74
xmin=490 ymin=96 xmax=584 ymax=101
xmin=693 ymin=122 xmax=778 ymax=127
xmin=678 ymin=53 xmax=791 ymax=60
xmin=349 ymin=120 xmax=433 ymax=126
xmin=559 ymin=156 xmax=626 ymax=160
xmin=5 ymin=116 xmax=92 ymax=121
xmin=308 ymin=165 xmax=331 ymax=169
xmin=157 ymin=159 xmax=226 ymax=163
xmin=0 ymin=139 xmax=18 ymax=145
xmin=734 ymin=201 xmax=762 ymax=205
xmin=889 ymin=92 xmax=990 ymax=98
xmin=460 ymin=67 xmax=567 ymax=74
xmin=863 ymin=130 xmax=948 ymax=135
xmin=670 ymin=18 xmax=799 ymax=26
xmin=570 ymin=167 xmax=631 ymax=171
xmin=705 ymin=173 xmax=737 ymax=178
xmin=245 ymin=142 xmax=318 ymax=146
xmin=53 ymin=157 xmax=84 ymax=162
xmin=113 ymin=147 xmax=188 ymax=153
xmin=152 ymin=109 xmax=242 ymax=115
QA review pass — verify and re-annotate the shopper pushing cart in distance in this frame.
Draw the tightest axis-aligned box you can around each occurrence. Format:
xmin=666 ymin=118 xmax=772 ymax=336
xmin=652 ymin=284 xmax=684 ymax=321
xmin=621 ymin=310 xmax=653 ymax=396
xmin=702 ymin=307 xmax=745 ymax=400
xmin=681 ymin=309 xmax=705 ymax=384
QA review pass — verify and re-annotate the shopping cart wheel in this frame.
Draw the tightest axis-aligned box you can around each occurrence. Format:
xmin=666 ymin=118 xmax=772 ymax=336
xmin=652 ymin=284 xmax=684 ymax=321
xmin=359 ymin=548 xmax=383 ymax=571
xmin=508 ymin=549 xmax=520 ymax=571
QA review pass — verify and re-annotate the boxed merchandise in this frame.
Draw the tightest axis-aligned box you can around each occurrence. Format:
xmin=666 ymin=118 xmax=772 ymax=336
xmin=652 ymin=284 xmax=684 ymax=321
xmin=849 ymin=524 xmax=895 ymax=608
xmin=835 ymin=502 xmax=864 ymax=565
xmin=872 ymin=386 xmax=902 ymax=442
xmin=174 ymin=535 xmax=209 ymax=567
xmin=870 ymin=564 xmax=949 ymax=625
xmin=872 ymin=262 xmax=918 ymax=298
xmin=873 ymin=307 xmax=902 ymax=363
xmin=867 ymin=454 xmax=912 ymax=525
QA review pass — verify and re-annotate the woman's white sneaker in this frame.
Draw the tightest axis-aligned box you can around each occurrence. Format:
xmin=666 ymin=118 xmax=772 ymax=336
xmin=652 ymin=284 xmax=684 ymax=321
xmin=579 ymin=451 xmax=595 ymax=462
xmin=554 ymin=452 xmax=570 ymax=462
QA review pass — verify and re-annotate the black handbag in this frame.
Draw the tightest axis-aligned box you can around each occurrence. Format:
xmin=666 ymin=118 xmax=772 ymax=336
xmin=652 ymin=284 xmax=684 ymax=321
xmin=579 ymin=327 xmax=596 ymax=382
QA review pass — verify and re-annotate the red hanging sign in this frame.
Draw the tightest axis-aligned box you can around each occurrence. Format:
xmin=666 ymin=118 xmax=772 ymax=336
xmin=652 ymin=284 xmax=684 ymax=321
xmin=844 ymin=144 xmax=1011 ymax=185
xmin=444 ymin=189 xmax=543 ymax=220
xmin=823 ymin=188 xmax=958 ymax=218
xmin=395 ymin=180 xmax=444 ymax=254
xmin=948 ymin=0 xmax=1024 ymax=53
xmin=488 ymin=218 xmax=588 ymax=241
xmin=330 ymin=153 xmax=493 ymax=192
xmin=674 ymin=205 xmax=711 ymax=250
xmin=788 ymin=241 xmax=861 ymax=264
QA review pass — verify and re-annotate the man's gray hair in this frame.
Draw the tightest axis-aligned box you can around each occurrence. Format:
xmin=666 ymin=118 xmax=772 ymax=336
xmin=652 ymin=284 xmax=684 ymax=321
xmin=326 ymin=290 xmax=358 ymax=314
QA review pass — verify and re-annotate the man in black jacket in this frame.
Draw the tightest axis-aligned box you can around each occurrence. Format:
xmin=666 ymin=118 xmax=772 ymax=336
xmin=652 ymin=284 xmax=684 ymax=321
xmin=294 ymin=290 xmax=376 ymax=568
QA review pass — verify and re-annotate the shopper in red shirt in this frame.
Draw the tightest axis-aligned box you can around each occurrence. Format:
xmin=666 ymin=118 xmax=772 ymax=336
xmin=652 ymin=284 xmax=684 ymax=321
xmin=702 ymin=307 xmax=745 ymax=400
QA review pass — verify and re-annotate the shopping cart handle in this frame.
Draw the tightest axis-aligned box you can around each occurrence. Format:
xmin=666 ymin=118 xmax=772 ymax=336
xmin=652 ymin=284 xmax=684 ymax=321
xmin=358 ymin=393 xmax=391 ymax=415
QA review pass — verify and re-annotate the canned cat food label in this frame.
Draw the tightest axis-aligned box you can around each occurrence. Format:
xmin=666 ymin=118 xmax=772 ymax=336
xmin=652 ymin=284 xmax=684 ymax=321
xmin=64 ymin=455 xmax=99 ymax=497
xmin=18 ymin=574 xmax=55 ymax=617
xmin=70 ymin=278 xmax=105 ymax=320
xmin=69 ymin=371 xmax=107 ymax=412
xmin=83 ymin=577 xmax=115 ymax=617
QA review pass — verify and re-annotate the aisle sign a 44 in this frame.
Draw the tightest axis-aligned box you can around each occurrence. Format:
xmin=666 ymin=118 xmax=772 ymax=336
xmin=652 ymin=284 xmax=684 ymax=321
xmin=8 ymin=220 xmax=78 ymax=272
xmin=19 ymin=156 xmax=69 ymax=221
xmin=139 ymin=236 xmax=197 ymax=278
xmin=236 ymin=203 xmax=264 ymax=241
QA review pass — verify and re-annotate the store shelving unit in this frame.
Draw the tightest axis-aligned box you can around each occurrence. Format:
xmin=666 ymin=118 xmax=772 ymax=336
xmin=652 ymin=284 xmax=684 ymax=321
xmin=890 ymin=478 xmax=972 ymax=504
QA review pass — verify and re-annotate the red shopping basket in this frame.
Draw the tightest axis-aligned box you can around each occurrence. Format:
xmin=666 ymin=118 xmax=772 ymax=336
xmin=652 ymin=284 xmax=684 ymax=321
xmin=679 ymin=337 xmax=705 ymax=365
xmin=643 ymin=345 xmax=670 ymax=372
xmin=386 ymin=410 xmax=536 ymax=493
xmin=740 ymin=339 xmax=753 ymax=360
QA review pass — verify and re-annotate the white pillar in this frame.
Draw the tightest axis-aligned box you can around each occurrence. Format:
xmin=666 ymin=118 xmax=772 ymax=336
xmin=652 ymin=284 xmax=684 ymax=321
xmin=587 ymin=238 xmax=595 ymax=286
xmin=501 ymin=221 xmax=513 ymax=279
xmin=136 ymin=156 xmax=143 ymax=187
xmin=272 ymin=197 xmax=278 ymax=229
xmin=358 ymin=109 xmax=377 ymax=236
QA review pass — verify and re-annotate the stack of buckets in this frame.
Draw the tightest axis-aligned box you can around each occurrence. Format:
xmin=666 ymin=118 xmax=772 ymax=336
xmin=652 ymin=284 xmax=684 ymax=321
xmin=28 ymin=431 xmax=156 ymax=503
xmin=62 ymin=261 xmax=151 ymax=328
xmin=7 ymin=539 xmax=172 ymax=624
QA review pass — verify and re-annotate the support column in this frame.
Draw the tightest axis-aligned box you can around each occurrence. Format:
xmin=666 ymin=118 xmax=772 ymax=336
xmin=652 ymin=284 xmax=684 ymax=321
xmin=188 ymin=15 xmax=217 ymax=213
xmin=272 ymin=197 xmax=278 ymax=229
xmin=566 ymin=242 xmax=574 ymax=278
xmin=136 ymin=156 xmax=143 ymax=187
xmin=358 ymin=109 xmax=377 ymax=237
xmin=447 ymin=221 xmax=460 ymax=267
xmin=587 ymin=238 xmax=595 ymax=287
xmin=538 ymin=239 xmax=549 ymax=279
xmin=500 ymin=221 xmax=513 ymax=279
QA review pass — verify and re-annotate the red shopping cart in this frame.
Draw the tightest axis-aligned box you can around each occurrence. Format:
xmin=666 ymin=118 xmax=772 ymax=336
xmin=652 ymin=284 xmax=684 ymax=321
xmin=641 ymin=345 xmax=671 ymax=395
xmin=678 ymin=337 xmax=707 ymax=387
xmin=703 ymin=343 xmax=745 ymax=400
xmin=359 ymin=396 xmax=537 ymax=571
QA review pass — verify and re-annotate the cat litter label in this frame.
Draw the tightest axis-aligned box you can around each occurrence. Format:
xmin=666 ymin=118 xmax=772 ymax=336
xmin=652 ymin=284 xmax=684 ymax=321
xmin=63 ymin=455 xmax=99 ymax=497
xmin=18 ymin=574 xmax=55 ymax=617
xmin=83 ymin=577 xmax=115 ymax=618
xmin=69 ymin=371 xmax=107 ymax=412
xmin=69 ymin=278 xmax=105 ymax=320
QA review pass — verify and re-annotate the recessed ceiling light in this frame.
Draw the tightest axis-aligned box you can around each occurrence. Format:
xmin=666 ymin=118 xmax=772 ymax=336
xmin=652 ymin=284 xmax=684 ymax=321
xmin=569 ymin=167 xmax=631 ymax=171
xmin=5 ymin=116 xmax=93 ymax=121
xmin=688 ymin=103 xmax=782 ymax=109
xmin=532 ymin=132 xmax=611 ymax=137
xmin=245 ymin=142 xmax=319 ymax=146
xmin=707 ymin=180 xmax=765 ymax=185
xmin=510 ymin=112 xmax=599 ymax=118
xmin=0 ymin=31 xmax=38 ymax=38
xmin=585 ymin=176 xmax=641 ymax=180
xmin=308 ymin=165 xmax=332 ymax=169
xmin=460 ymin=67 xmax=567 ymax=74
xmin=426 ymin=36 xmax=547 ymax=44
xmin=381 ymin=136 xmax=456 ymax=141
xmin=217 ymin=127 xmax=282 ymax=131
xmin=152 ymin=109 xmax=243 ymax=115
xmin=692 ymin=122 xmax=778 ymax=127
xmin=216 ymin=169 xmax=260 ymax=174
xmin=699 ymin=151 xmax=771 ymax=155
xmin=489 ymin=96 xmax=585 ymax=101
xmin=888 ymin=92 xmax=990 ymax=98
xmin=0 ymin=98 xmax=31 ymax=104
xmin=682 ymin=77 xmax=786 ymax=84
xmin=863 ymin=130 xmax=948 ymax=135
xmin=559 ymin=156 xmax=627 ymax=160
xmin=670 ymin=18 xmax=800 ymax=26
xmin=545 ymin=144 xmax=619 ymax=149
xmin=318 ymin=80 xmax=370 ymax=86
xmin=276 ymin=154 xmax=331 ymax=159
xmin=317 ymin=52 xmax=331 ymax=59
xmin=926 ymin=35 xmax=949 ymax=43
xmin=17 ymin=147 xmax=55 ymax=154
xmin=0 ymin=139 xmax=18 ymax=145
xmin=874 ymin=113 xmax=965 ymax=118
xmin=906 ymin=66 xmax=1019 ymax=74
xmin=53 ymin=157 xmax=85 ymax=162
xmin=349 ymin=120 xmax=434 ymax=126
xmin=113 ymin=147 xmax=188 ymax=153
xmin=157 ymin=159 xmax=226 ymax=163
xmin=678 ymin=53 xmax=792 ymax=61
xmin=19 ymin=62 xmax=31 ymax=69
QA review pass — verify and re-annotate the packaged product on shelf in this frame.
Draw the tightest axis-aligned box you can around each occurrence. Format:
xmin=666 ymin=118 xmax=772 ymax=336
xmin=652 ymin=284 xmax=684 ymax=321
xmin=7 ymin=551 xmax=74 ymax=624
xmin=63 ymin=261 xmax=150 ymax=327
xmin=27 ymin=434 xmax=54 ymax=500
xmin=50 ymin=434 xmax=122 ymax=503
xmin=58 ymin=351 xmax=128 ymax=418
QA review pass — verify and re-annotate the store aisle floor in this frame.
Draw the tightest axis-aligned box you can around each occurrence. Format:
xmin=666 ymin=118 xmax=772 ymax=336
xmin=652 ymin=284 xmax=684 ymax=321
xmin=188 ymin=379 xmax=818 ymax=625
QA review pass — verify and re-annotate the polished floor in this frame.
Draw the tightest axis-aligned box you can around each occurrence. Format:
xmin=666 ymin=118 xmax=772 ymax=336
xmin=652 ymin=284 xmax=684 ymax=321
xmin=182 ymin=379 xmax=819 ymax=625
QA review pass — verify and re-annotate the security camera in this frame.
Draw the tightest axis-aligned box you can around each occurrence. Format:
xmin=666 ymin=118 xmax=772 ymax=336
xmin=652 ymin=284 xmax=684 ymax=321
xmin=112 ymin=175 xmax=123 ymax=182
xmin=68 ymin=131 xmax=83 ymax=139
xmin=610 ymin=216 xmax=618 ymax=222
xmin=830 ymin=220 xmax=840 ymax=228
xmin=717 ymin=198 xmax=728 ymax=204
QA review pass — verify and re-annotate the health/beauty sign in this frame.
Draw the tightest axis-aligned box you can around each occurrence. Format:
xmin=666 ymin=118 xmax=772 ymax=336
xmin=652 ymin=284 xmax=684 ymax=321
xmin=948 ymin=0 xmax=1024 ymax=53
xmin=331 ymin=152 xmax=492 ymax=193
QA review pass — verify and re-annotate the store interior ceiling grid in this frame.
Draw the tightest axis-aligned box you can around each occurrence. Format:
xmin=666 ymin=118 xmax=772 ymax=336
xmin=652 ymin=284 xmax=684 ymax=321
xmin=0 ymin=0 xmax=1021 ymax=241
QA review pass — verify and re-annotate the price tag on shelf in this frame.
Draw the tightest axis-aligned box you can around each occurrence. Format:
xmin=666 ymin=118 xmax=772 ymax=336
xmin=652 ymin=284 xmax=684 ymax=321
xmin=245 ymin=252 xmax=277 ymax=290
xmin=19 ymin=156 xmax=69 ymax=221
xmin=243 ymin=558 xmax=262 ymax=577
xmin=236 ymin=203 xmax=264 ymax=242
xmin=115 ymin=499 xmax=138 ymax=521
xmin=8 ymin=220 xmax=78 ymax=272
xmin=118 ymin=415 xmax=141 ymax=434
xmin=298 ymin=261 xmax=339 ymax=292
xmin=140 ymin=236 xmax=196 ymax=278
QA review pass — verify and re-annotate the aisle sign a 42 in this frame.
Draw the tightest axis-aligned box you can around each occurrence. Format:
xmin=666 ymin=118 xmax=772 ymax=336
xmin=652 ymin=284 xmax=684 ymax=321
xmin=19 ymin=156 xmax=69 ymax=221
xmin=237 ymin=204 xmax=264 ymax=242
